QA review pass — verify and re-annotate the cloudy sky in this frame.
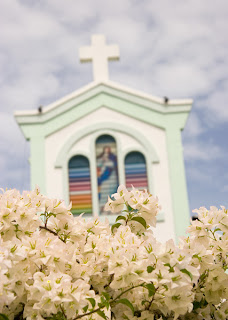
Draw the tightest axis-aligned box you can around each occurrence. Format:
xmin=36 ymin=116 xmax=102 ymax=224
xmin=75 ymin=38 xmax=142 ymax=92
xmin=0 ymin=0 xmax=228 ymax=214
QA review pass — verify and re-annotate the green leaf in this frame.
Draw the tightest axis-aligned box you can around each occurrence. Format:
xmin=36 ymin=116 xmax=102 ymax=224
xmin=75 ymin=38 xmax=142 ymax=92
xmin=180 ymin=268 xmax=193 ymax=281
xmin=127 ymin=204 xmax=134 ymax=212
xmin=163 ymin=284 xmax=168 ymax=291
xmin=193 ymin=301 xmax=201 ymax=310
xmin=192 ymin=254 xmax=202 ymax=262
xmin=193 ymin=298 xmax=208 ymax=310
xmin=99 ymin=297 xmax=110 ymax=310
xmin=96 ymin=310 xmax=107 ymax=319
xmin=87 ymin=297 xmax=96 ymax=308
xmin=115 ymin=298 xmax=134 ymax=315
xmin=164 ymin=263 xmax=174 ymax=272
xmin=0 ymin=315 xmax=9 ymax=320
xmin=147 ymin=266 xmax=155 ymax=273
xmin=145 ymin=283 xmax=156 ymax=297
xmin=83 ymin=305 xmax=88 ymax=313
xmin=102 ymin=292 xmax=111 ymax=301
xmin=131 ymin=217 xmax=147 ymax=229
xmin=111 ymin=223 xmax=122 ymax=233
xmin=45 ymin=314 xmax=65 ymax=320
xmin=47 ymin=212 xmax=57 ymax=219
xmin=104 ymin=302 xmax=110 ymax=310
xmin=116 ymin=215 xmax=126 ymax=222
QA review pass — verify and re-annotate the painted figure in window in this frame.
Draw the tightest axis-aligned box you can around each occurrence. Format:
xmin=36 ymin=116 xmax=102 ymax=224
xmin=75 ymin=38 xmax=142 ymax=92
xmin=96 ymin=144 xmax=118 ymax=214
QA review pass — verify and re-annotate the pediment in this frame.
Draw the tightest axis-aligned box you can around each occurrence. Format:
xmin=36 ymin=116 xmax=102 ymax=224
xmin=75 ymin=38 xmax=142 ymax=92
xmin=15 ymin=80 xmax=192 ymax=139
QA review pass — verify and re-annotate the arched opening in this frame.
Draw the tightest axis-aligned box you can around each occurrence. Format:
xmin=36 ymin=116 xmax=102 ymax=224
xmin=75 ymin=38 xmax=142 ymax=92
xmin=68 ymin=155 xmax=92 ymax=216
xmin=125 ymin=151 xmax=148 ymax=190
xmin=96 ymin=135 xmax=119 ymax=214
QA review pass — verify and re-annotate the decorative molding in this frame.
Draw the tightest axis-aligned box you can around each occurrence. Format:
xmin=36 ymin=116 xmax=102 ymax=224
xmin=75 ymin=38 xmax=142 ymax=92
xmin=14 ymin=81 xmax=192 ymax=119
xmin=57 ymin=125 xmax=159 ymax=219
xmin=166 ymin=127 xmax=190 ymax=241
xmin=55 ymin=123 xmax=160 ymax=169
xmin=14 ymin=82 xmax=192 ymax=130
xmin=67 ymin=150 xmax=90 ymax=163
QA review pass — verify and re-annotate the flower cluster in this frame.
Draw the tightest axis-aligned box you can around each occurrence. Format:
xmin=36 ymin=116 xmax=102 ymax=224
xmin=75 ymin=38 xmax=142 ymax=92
xmin=0 ymin=185 xmax=228 ymax=319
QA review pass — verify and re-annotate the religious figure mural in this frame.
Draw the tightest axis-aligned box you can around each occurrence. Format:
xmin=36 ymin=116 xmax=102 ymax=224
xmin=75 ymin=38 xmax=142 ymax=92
xmin=96 ymin=135 xmax=119 ymax=214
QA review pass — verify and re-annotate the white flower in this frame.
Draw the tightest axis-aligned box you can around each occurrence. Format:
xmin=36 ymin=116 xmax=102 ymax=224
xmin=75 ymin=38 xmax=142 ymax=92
xmin=0 ymin=185 xmax=228 ymax=320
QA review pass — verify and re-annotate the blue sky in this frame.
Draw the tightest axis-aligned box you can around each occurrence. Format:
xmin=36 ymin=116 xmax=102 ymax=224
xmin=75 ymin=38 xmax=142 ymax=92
xmin=0 ymin=0 xmax=228 ymax=214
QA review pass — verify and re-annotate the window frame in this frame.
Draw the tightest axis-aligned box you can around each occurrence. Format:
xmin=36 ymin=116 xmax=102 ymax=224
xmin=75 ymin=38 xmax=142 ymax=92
xmin=56 ymin=123 xmax=162 ymax=223
xmin=122 ymin=146 xmax=154 ymax=194
xmin=68 ymin=154 xmax=93 ymax=216
xmin=90 ymin=130 xmax=124 ymax=224
xmin=65 ymin=136 xmax=156 ymax=223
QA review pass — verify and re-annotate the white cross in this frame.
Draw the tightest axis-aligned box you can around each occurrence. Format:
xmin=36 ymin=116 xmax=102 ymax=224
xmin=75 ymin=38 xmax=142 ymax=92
xmin=79 ymin=34 xmax=120 ymax=82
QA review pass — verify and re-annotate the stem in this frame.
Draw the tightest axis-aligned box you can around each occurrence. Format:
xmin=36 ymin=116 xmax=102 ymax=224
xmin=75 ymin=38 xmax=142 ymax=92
xmin=114 ymin=283 xmax=145 ymax=301
xmin=104 ymin=274 xmax=114 ymax=289
xmin=43 ymin=211 xmax=48 ymax=228
xmin=209 ymin=229 xmax=217 ymax=241
xmin=39 ymin=226 xmax=65 ymax=243
xmin=60 ymin=305 xmax=67 ymax=320
xmin=145 ymin=287 xmax=158 ymax=310
xmin=74 ymin=283 xmax=145 ymax=320
xmin=74 ymin=307 xmax=101 ymax=319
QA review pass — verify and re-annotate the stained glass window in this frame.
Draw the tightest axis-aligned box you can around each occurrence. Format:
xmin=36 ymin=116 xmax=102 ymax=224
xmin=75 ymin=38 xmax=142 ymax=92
xmin=125 ymin=151 xmax=148 ymax=190
xmin=96 ymin=135 xmax=119 ymax=214
xmin=68 ymin=155 xmax=92 ymax=216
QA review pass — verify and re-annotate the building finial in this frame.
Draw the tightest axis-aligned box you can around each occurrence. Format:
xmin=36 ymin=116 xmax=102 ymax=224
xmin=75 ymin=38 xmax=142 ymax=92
xmin=79 ymin=35 xmax=120 ymax=82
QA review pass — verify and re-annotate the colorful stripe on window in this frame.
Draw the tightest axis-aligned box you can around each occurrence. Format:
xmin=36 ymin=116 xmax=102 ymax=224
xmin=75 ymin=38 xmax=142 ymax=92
xmin=125 ymin=151 xmax=148 ymax=190
xmin=68 ymin=155 xmax=92 ymax=216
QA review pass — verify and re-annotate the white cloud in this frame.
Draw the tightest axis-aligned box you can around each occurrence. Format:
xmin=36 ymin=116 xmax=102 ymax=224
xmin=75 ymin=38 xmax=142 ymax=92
xmin=183 ymin=140 xmax=223 ymax=161
xmin=152 ymin=63 xmax=211 ymax=97
xmin=185 ymin=165 xmax=211 ymax=184
xmin=199 ymin=80 xmax=228 ymax=123
xmin=222 ymin=185 xmax=228 ymax=193
xmin=183 ymin=112 xmax=204 ymax=138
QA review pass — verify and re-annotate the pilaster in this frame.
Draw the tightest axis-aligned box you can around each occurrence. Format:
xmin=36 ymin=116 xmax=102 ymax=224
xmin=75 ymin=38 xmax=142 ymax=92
xmin=166 ymin=126 xmax=190 ymax=240
xmin=30 ymin=136 xmax=46 ymax=193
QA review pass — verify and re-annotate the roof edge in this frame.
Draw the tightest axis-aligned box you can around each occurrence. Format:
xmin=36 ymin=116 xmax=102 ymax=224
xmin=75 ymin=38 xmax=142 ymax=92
xmin=14 ymin=80 xmax=193 ymax=117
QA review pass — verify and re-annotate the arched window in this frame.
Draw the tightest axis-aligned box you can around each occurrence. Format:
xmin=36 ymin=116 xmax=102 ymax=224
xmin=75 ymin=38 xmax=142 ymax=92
xmin=96 ymin=135 xmax=119 ymax=214
xmin=68 ymin=155 xmax=92 ymax=216
xmin=125 ymin=151 xmax=148 ymax=190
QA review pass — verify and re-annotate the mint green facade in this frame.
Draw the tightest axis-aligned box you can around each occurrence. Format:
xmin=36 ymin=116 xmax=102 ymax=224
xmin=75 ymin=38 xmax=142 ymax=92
xmin=15 ymin=82 xmax=192 ymax=240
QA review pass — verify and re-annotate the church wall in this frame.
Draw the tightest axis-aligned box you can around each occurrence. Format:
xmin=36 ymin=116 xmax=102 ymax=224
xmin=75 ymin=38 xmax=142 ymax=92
xmin=45 ymin=106 xmax=176 ymax=242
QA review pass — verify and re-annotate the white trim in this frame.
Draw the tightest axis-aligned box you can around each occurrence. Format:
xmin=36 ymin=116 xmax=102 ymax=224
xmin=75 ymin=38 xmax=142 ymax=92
xmin=106 ymin=80 xmax=193 ymax=105
xmin=14 ymin=82 xmax=98 ymax=116
xmin=55 ymin=122 xmax=159 ymax=168
xmin=14 ymin=80 xmax=193 ymax=117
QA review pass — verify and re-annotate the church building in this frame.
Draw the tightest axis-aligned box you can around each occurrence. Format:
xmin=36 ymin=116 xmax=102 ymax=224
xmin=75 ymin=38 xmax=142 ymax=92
xmin=15 ymin=35 xmax=192 ymax=242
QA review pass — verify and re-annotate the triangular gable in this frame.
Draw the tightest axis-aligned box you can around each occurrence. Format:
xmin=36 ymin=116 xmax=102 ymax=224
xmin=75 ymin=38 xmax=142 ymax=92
xmin=15 ymin=80 xmax=192 ymax=140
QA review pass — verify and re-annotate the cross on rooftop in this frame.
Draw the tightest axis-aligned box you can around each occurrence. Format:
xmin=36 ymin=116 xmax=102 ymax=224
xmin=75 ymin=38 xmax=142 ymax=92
xmin=79 ymin=34 xmax=120 ymax=82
